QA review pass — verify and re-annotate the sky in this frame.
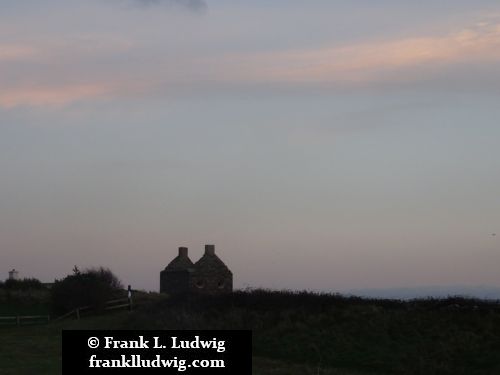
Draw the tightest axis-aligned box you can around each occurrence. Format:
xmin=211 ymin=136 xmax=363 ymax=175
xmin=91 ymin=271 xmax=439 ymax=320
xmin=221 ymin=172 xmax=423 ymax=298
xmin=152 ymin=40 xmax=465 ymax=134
xmin=1 ymin=0 xmax=500 ymax=293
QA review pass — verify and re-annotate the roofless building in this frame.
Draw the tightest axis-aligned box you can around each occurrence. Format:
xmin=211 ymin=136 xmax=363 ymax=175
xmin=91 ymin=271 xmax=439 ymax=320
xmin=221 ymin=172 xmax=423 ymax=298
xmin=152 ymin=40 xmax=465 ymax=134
xmin=160 ymin=244 xmax=232 ymax=295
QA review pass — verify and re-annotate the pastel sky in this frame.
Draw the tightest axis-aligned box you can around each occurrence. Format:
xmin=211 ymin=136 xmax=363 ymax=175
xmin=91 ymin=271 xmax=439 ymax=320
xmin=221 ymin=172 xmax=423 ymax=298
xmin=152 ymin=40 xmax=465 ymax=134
xmin=1 ymin=0 xmax=499 ymax=292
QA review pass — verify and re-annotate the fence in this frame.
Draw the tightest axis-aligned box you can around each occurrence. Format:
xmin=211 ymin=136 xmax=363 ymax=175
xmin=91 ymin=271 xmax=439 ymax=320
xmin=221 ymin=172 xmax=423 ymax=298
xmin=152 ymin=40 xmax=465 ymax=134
xmin=0 ymin=297 xmax=132 ymax=326
xmin=53 ymin=297 xmax=133 ymax=322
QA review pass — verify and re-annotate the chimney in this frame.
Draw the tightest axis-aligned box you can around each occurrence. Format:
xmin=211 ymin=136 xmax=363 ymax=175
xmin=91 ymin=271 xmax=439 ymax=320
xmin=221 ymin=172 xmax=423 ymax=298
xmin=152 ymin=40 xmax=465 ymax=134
xmin=178 ymin=247 xmax=188 ymax=257
xmin=205 ymin=244 xmax=215 ymax=255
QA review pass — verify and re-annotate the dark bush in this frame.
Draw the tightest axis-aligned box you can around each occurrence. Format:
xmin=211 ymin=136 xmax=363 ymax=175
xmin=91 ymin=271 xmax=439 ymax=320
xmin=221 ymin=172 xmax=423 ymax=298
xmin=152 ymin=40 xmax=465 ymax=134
xmin=1 ymin=278 xmax=45 ymax=290
xmin=50 ymin=267 xmax=123 ymax=314
xmin=127 ymin=289 xmax=500 ymax=375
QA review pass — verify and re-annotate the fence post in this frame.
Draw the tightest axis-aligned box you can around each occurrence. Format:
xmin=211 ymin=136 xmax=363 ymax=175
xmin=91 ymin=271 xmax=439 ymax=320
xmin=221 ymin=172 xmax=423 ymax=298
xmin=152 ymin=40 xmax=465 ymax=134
xmin=76 ymin=308 xmax=80 ymax=320
xmin=47 ymin=315 xmax=50 ymax=323
xmin=16 ymin=316 xmax=20 ymax=326
xmin=128 ymin=285 xmax=133 ymax=311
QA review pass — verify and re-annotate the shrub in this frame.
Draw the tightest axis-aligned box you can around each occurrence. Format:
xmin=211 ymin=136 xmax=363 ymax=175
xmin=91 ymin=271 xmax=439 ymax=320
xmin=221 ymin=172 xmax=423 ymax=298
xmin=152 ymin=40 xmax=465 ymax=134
xmin=50 ymin=267 xmax=123 ymax=314
xmin=1 ymin=278 xmax=45 ymax=290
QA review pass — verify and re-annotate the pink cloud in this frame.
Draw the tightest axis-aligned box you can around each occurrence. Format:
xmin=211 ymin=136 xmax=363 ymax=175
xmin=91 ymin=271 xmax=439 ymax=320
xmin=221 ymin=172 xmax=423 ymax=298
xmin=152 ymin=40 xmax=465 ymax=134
xmin=2 ymin=18 xmax=500 ymax=108
xmin=215 ymin=21 xmax=500 ymax=84
xmin=0 ymin=83 xmax=113 ymax=108
xmin=0 ymin=44 xmax=38 ymax=62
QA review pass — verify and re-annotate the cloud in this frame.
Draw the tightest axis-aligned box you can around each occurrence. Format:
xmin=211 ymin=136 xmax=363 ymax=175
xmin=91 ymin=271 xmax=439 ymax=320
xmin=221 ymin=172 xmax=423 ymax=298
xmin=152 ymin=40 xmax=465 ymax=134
xmin=2 ymin=16 xmax=500 ymax=109
xmin=0 ymin=84 xmax=114 ymax=108
xmin=215 ymin=20 xmax=500 ymax=85
xmin=0 ymin=35 xmax=136 ymax=108
xmin=0 ymin=44 xmax=38 ymax=62
xmin=126 ymin=0 xmax=207 ymax=13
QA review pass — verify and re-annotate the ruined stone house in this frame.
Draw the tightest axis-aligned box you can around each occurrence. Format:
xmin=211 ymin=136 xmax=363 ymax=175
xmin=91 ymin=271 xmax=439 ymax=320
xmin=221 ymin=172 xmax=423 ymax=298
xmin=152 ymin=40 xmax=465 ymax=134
xmin=160 ymin=244 xmax=232 ymax=295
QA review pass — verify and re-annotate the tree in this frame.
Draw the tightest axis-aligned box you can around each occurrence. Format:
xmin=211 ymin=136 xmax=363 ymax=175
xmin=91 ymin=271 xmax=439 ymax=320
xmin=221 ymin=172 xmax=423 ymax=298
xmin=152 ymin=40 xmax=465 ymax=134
xmin=1 ymin=278 xmax=44 ymax=290
xmin=50 ymin=267 xmax=123 ymax=314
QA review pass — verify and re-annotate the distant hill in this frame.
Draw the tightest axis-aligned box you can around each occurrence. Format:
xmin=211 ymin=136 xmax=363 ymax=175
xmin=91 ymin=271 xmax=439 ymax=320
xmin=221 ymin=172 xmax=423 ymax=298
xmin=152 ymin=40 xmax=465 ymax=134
xmin=346 ymin=285 xmax=500 ymax=300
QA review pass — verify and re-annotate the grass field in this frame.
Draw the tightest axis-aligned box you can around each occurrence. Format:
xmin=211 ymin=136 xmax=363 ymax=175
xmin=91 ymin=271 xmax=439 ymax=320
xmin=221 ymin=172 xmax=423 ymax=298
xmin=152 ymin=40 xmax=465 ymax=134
xmin=0 ymin=313 xmax=365 ymax=375
xmin=0 ymin=289 xmax=50 ymax=316
xmin=1 ymin=290 xmax=500 ymax=374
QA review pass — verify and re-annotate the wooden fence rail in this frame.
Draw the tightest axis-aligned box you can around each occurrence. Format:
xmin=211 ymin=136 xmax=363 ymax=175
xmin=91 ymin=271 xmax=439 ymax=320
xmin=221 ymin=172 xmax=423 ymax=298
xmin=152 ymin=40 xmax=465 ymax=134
xmin=1 ymin=296 xmax=133 ymax=326
xmin=53 ymin=297 xmax=132 ymax=322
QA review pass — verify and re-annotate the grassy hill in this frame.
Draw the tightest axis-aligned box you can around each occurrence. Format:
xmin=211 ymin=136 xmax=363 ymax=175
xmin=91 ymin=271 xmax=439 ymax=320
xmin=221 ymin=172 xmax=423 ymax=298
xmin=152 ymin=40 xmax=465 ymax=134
xmin=1 ymin=289 xmax=500 ymax=374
